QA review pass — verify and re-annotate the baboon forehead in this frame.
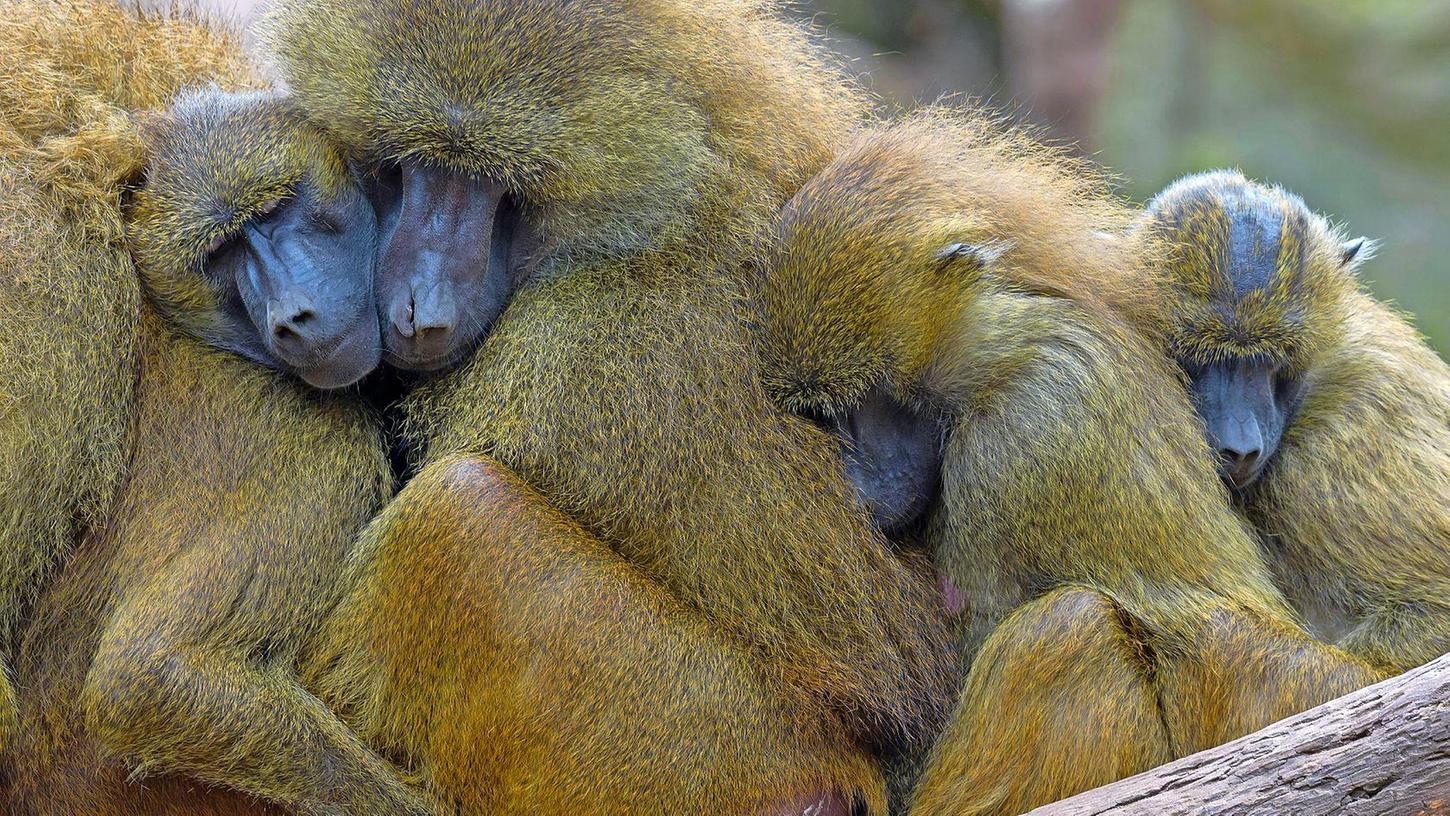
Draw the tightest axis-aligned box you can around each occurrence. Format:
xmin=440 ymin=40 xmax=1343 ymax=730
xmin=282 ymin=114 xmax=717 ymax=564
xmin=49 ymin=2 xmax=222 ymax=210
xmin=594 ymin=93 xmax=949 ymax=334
xmin=1223 ymin=195 xmax=1290 ymax=298
xmin=1149 ymin=171 xmax=1316 ymax=307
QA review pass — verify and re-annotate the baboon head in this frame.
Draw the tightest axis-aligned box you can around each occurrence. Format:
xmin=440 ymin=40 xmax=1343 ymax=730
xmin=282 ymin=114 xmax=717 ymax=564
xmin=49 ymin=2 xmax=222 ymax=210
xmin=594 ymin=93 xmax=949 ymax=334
xmin=759 ymin=111 xmax=1145 ymax=533
xmin=263 ymin=0 xmax=858 ymax=372
xmin=1141 ymin=170 xmax=1370 ymax=490
xmin=129 ymin=89 xmax=381 ymax=389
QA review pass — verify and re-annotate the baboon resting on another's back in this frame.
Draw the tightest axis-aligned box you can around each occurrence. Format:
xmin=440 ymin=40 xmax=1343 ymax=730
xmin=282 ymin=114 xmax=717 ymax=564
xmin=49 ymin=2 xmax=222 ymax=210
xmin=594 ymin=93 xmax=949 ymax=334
xmin=751 ymin=111 xmax=1386 ymax=816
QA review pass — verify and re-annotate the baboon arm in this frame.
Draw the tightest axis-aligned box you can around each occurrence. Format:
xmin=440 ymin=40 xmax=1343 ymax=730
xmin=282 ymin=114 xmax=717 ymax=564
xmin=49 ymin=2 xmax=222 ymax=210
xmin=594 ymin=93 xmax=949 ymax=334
xmin=413 ymin=273 xmax=952 ymax=753
xmin=80 ymin=547 xmax=434 ymax=816
xmin=1152 ymin=601 xmax=1388 ymax=754
xmin=66 ymin=325 xmax=428 ymax=815
xmin=307 ymin=453 xmax=885 ymax=816
xmin=1026 ymin=652 xmax=1450 ymax=816
xmin=936 ymin=293 xmax=1283 ymax=606
xmin=913 ymin=590 xmax=1385 ymax=816
xmin=911 ymin=587 xmax=1174 ymax=816
xmin=1338 ymin=597 xmax=1450 ymax=673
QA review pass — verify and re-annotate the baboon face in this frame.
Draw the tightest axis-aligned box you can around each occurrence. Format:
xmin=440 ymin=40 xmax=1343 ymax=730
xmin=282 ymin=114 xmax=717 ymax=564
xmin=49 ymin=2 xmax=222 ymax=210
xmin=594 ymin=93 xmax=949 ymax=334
xmin=1180 ymin=356 xmax=1302 ymax=489
xmin=200 ymin=176 xmax=381 ymax=389
xmin=369 ymin=160 xmax=538 ymax=372
xmin=1144 ymin=170 xmax=1368 ymax=490
xmin=802 ymin=385 xmax=946 ymax=536
xmin=130 ymin=90 xmax=383 ymax=389
xmin=760 ymin=150 xmax=993 ymax=535
xmin=266 ymin=0 xmax=756 ymax=373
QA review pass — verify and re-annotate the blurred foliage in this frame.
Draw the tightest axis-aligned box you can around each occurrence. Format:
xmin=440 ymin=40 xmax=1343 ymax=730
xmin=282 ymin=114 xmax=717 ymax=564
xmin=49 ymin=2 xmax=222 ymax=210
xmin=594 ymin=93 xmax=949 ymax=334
xmin=800 ymin=0 xmax=1450 ymax=354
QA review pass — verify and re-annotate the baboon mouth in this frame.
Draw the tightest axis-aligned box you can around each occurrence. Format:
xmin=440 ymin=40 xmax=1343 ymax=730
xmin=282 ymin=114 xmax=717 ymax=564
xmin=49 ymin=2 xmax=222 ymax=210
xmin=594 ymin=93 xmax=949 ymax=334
xmin=1221 ymin=463 xmax=1265 ymax=492
xmin=289 ymin=317 xmax=383 ymax=389
xmin=383 ymin=342 xmax=474 ymax=373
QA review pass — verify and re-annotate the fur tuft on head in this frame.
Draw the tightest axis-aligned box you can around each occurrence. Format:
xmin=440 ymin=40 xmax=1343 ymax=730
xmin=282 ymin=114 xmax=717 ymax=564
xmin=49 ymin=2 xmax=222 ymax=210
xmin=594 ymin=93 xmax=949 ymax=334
xmin=1140 ymin=169 xmax=1368 ymax=370
xmin=126 ymin=90 xmax=354 ymax=342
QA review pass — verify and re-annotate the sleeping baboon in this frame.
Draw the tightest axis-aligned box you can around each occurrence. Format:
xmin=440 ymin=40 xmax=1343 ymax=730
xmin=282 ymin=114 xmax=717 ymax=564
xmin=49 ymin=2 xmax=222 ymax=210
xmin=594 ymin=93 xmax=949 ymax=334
xmin=0 ymin=0 xmax=256 ymax=757
xmin=259 ymin=0 xmax=954 ymax=811
xmin=752 ymin=111 xmax=1385 ymax=816
xmin=1140 ymin=170 xmax=1450 ymax=673
xmin=4 ymin=6 xmax=431 ymax=813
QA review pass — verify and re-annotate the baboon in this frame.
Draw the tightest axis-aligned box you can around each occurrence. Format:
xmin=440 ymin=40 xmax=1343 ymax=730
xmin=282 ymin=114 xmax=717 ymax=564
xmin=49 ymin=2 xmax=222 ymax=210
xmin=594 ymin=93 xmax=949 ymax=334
xmin=1140 ymin=170 xmax=1450 ymax=672
xmin=128 ymin=88 xmax=382 ymax=391
xmin=0 ymin=121 xmax=135 ymax=758
xmin=752 ymin=111 xmax=1385 ymax=816
xmin=0 ymin=0 xmax=255 ymax=754
xmin=261 ymin=0 xmax=954 ymax=811
xmin=4 ymin=5 xmax=431 ymax=814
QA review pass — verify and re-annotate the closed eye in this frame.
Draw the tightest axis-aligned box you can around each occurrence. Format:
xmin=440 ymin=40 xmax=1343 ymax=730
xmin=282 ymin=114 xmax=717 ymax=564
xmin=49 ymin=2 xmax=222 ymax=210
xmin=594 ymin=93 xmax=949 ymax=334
xmin=797 ymin=405 xmax=841 ymax=433
xmin=1274 ymin=370 xmax=1303 ymax=404
xmin=307 ymin=207 xmax=343 ymax=233
xmin=203 ymin=231 xmax=242 ymax=263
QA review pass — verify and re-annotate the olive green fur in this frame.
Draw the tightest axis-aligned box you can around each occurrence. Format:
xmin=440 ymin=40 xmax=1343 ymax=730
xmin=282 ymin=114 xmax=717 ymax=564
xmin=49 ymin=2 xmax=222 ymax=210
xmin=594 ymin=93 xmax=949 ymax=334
xmin=759 ymin=110 xmax=1293 ymax=642
xmin=1142 ymin=169 xmax=1349 ymax=371
xmin=3 ymin=4 xmax=426 ymax=814
xmin=10 ymin=311 xmax=397 ymax=816
xmin=0 ymin=0 xmax=256 ymax=754
xmin=261 ymin=0 xmax=866 ymax=268
xmin=266 ymin=0 xmax=953 ymax=810
xmin=128 ymin=89 xmax=354 ymax=342
xmin=1142 ymin=170 xmax=1450 ymax=673
xmin=756 ymin=111 xmax=1384 ymax=816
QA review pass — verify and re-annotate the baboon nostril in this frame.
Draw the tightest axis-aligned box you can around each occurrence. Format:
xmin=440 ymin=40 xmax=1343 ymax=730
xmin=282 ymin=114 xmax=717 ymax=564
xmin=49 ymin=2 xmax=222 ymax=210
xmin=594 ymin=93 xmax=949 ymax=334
xmin=1219 ymin=446 xmax=1262 ymax=484
xmin=1220 ymin=448 xmax=1249 ymax=464
xmin=271 ymin=304 xmax=321 ymax=346
xmin=1224 ymin=447 xmax=1260 ymax=464
xmin=410 ymin=294 xmax=456 ymax=340
xmin=273 ymin=309 xmax=315 ymax=342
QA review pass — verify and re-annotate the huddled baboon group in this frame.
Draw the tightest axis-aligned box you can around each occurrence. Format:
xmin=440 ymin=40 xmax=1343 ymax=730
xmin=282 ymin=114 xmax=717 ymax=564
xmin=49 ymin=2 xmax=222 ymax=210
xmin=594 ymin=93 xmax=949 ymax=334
xmin=1 ymin=1 xmax=1446 ymax=815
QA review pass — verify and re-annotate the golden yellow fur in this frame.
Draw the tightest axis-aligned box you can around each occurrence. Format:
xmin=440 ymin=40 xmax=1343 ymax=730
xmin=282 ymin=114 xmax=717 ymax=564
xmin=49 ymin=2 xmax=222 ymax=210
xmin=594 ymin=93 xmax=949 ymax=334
xmin=759 ymin=108 xmax=1158 ymax=418
xmin=1142 ymin=170 xmax=1450 ymax=673
xmin=3 ymin=4 xmax=426 ymax=814
xmin=262 ymin=0 xmax=953 ymax=811
xmin=755 ymin=111 xmax=1384 ymax=816
xmin=0 ymin=0 xmax=256 ymax=753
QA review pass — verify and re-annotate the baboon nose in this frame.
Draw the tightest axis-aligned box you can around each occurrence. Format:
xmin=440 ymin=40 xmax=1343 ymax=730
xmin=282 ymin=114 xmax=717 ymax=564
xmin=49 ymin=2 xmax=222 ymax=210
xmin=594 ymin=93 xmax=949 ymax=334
xmin=268 ymin=293 xmax=319 ymax=347
xmin=391 ymin=287 xmax=457 ymax=348
xmin=1214 ymin=413 xmax=1265 ymax=487
xmin=1218 ymin=445 xmax=1263 ymax=486
xmin=1224 ymin=439 xmax=1260 ymax=458
xmin=412 ymin=297 xmax=455 ymax=340
xmin=1220 ymin=445 xmax=1261 ymax=467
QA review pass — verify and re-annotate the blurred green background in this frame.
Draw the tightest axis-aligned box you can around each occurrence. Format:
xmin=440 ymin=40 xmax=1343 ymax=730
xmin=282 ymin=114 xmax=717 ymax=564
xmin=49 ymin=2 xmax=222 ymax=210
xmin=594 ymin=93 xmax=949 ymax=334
xmin=792 ymin=0 xmax=1450 ymax=353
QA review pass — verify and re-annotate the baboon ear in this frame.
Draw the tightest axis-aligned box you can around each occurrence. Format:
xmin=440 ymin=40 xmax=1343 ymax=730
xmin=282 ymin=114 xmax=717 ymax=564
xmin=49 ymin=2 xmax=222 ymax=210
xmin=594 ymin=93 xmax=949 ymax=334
xmin=1340 ymin=237 xmax=1375 ymax=272
xmin=934 ymin=240 xmax=1012 ymax=276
